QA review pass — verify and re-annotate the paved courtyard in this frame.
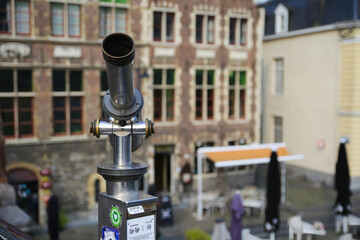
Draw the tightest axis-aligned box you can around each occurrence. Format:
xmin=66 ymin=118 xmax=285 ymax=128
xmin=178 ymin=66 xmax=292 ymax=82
xmin=32 ymin=176 xmax=360 ymax=240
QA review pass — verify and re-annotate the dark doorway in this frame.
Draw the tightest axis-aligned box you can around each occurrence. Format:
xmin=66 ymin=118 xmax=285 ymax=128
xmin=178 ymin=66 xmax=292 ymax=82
xmin=155 ymin=154 xmax=170 ymax=192
xmin=154 ymin=145 xmax=173 ymax=192
xmin=7 ymin=168 xmax=39 ymax=223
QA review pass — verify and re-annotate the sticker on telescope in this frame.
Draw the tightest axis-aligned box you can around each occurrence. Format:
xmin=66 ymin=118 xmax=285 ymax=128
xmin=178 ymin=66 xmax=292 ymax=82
xmin=109 ymin=205 xmax=122 ymax=228
xmin=102 ymin=227 xmax=119 ymax=240
xmin=127 ymin=215 xmax=155 ymax=240
xmin=127 ymin=205 xmax=145 ymax=215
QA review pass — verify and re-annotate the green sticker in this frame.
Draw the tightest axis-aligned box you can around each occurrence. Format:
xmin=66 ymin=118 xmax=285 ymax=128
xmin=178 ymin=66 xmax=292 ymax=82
xmin=110 ymin=205 xmax=121 ymax=228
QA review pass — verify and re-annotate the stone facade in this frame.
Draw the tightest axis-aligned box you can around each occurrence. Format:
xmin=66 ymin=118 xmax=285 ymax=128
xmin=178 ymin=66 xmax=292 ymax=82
xmin=1 ymin=0 xmax=262 ymax=225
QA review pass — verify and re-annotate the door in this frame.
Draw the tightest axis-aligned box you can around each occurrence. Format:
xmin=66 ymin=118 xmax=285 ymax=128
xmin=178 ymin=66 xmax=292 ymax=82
xmin=154 ymin=153 xmax=171 ymax=192
xmin=7 ymin=168 xmax=39 ymax=223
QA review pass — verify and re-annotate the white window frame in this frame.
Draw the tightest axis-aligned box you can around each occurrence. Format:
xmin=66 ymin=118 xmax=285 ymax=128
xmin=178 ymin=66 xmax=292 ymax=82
xmin=52 ymin=69 xmax=85 ymax=136
xmin=228 ymin=70 xmax=247 ymax=120
xmin=274 ymin=58 xmax=284 ymax=94
xmin=0 ymin=69 xmax=35 ymax=139
xmin=98 ymin=0 xmax=128 ymax=38
xmin=1 ymin=0 xmax=32 ymax=36
xmin=274 ymin=3 xmax=289 ymax=34
xmin=152 ymin=10 xmax=176 ymax=43
xmin=50 ymin=2 xmax=81 ymax=38
xmin=195 ymin=69 xmax=215 ymax=121
xmin=274 ymin=116 xmax=283 ymax=143
xmin=228 ymin=17 xmax=248 ymax=46
xmin=195 ymin=13 xmax=215 ymax=45
xmin=153 ymin=68 xmax=176 ymax=122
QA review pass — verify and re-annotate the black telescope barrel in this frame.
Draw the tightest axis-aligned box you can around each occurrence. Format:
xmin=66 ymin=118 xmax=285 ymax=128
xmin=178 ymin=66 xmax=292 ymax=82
xmin=102 ymin=33 xmax=135 ymax=66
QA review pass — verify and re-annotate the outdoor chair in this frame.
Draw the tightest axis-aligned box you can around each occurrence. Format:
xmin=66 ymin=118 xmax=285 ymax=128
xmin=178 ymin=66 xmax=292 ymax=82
xmin=335 ymin=214 xmax=360 ymax=234
xmin=288 ymin=215 xmax=326 ymax=240
xmin=203 ymin=198 xmax=216 ymax=217
xmin=213 ymin=196 xmax=227 ymax=215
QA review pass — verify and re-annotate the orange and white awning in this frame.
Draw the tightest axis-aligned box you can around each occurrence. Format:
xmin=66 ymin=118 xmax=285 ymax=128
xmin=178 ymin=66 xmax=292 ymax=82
xmin=203 ymin=143 xmax=303 ymax=168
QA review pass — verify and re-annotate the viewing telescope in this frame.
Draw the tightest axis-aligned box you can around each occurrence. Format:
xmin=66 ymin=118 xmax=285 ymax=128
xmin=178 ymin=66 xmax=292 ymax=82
xmin=90 ymin=33 xmax=156 ymax=240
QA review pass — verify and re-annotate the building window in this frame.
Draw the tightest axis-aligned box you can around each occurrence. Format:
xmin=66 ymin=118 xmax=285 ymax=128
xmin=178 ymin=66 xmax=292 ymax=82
xmin=229 ymin=71 xmax=246 ymax=119
xmin=99 ymin=7 xmax=110 ymax=37
xmin=51 ymin=3 xmax=80 ymax=37
xmin=275 ymin=58 xmax=284 ymax=94
xmin=194 ymin=141 xmax=215 ymax=174
xmin=0 ymin=0 xmax=31 ymax=35
xmin=195 ymin=69 xmax=214 ymax=120
xmin=274 ymin=116 xmax=283 ymax=142
xmin=153 ymin=11 xmax=174 ymax=42
xmin=0 ymin=69 xmax=33 ymax=139
xmin=115 ymin=8 xmax=126 ymax=33
xmin=274 ymin=3 xmax=289 ymax=34
xmin=229 ymin=18 xmax=247 ymax=46
xmin=52 ymin=70 xmax=83 ymax=136
xmin=68 ymin=5 xmax=80 ymax=37
xmin=196 ymin=14 xmax=214 ymax=44
xmin=51 ymin=3 xmax=64 ymax=36
xmin=153 ymin=69 xmax=175 ymax=122
xmin=99 ymin=2 xmax=127 ymax=38
xmin=0 ymin=0 xmax=11 ymax=33
xmin=15 ymin=0 xmax=30 ymax=35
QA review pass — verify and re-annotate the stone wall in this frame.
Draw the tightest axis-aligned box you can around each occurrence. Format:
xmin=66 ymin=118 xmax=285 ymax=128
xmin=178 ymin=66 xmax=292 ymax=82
xmin=6 ymin=140 xmax=109 ymax=211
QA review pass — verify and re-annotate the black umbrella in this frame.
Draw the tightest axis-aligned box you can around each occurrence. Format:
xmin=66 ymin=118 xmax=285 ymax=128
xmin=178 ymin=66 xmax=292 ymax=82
xmin=334 ymin=142 xmax=352 ymax=215
xmin=264 ymin=150 xmax=281 ymax=234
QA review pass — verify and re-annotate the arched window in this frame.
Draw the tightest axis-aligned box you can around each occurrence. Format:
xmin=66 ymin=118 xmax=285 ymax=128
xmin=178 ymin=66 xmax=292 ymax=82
xmin=274 ymin=4 xmax=289 ymax=34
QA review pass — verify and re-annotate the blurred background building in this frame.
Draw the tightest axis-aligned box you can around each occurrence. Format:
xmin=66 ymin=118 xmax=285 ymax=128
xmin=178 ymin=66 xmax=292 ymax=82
xmin=259 ymin=0 xmax=360 ymax=190
xmin=0 ymin=0 xmax=262 ymax=225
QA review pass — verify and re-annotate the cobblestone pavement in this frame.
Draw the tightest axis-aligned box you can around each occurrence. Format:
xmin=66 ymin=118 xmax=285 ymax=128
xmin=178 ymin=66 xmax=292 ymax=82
xmin=32 ymin=176 xmax=360 ymax=240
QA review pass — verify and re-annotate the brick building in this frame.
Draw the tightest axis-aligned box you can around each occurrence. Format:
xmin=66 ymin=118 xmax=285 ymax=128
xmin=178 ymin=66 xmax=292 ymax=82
xmin=0 ymin=0 xmax=262 ymax=225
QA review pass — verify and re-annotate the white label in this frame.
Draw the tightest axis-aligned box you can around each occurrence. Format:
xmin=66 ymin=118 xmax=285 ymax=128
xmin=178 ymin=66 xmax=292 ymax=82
xmin=196 ymin=49 xmax=215 ymax=58
xmin=229 ymin=50 xmax=247 ymax=60
xmin=127 ymin=206 xmax=145 ymax=215
xmin=154 ymin=47 xmax=175 ymax=57
xmin=54 ymin=45 xmax=82 ymax=58
xmin=127 ymin=215 xmax=155 ymax=240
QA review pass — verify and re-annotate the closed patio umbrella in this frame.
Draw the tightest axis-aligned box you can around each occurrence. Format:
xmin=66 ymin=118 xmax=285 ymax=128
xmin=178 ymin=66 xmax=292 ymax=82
xmin=264 ymin=150 xmax=281 ymax=239
xmin=334 ymin=140 xmax=352 ymax=215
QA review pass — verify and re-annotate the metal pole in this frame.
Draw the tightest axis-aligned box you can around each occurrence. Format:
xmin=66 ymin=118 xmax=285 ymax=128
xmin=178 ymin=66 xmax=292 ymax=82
xmin=197 ymin=150 xmax=203 ymax=221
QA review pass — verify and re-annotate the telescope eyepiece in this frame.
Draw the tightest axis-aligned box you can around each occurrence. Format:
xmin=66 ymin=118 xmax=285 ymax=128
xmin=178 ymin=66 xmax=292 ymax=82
xmin=102 ymin=33 xmax=135 ymax=66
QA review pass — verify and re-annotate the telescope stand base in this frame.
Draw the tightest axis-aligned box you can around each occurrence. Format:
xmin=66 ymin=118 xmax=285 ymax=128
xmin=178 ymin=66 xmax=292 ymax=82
xmin=98 ymin=192 xmax=157 ymax=240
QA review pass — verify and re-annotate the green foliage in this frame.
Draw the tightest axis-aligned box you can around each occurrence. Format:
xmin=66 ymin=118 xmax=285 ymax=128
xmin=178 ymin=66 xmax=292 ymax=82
xmin=185 ymin=228 xmax=211 ymax=240
xmin=59 ymin=208 xmax=70 ymax=230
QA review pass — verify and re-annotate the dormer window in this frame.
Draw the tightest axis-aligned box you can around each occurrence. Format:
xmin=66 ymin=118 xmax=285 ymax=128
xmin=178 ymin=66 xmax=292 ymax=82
xmin=274 ymin=4 xmax=288 ymax=34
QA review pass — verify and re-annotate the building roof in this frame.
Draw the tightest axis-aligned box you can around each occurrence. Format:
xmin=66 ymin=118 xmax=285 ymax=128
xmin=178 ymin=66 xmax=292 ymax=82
xmin=261 ymin=0 xmax=357 ymax=36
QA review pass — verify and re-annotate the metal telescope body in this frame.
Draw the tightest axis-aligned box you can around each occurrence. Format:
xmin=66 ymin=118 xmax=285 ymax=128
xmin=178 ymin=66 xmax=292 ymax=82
xmin=90 ymin=33 xmax=156 ymax=240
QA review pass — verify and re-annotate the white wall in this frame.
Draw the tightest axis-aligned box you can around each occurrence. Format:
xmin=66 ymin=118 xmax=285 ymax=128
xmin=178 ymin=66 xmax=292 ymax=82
xmin=262 ymin=30 xmax=341 ymax=175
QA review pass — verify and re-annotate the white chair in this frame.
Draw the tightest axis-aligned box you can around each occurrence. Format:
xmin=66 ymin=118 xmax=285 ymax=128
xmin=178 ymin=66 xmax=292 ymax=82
xmin=213 ymin=197 xmax=227 ymax=215
xmin=288 ymin=215 xmax=303 ymax=240
xmin=203 ymin=199 xmax=214 ymax=217
xmin=335 ymin=214 xmax=360 ymax=233
xmin=288 ymin=215 xmax=326 ymax=240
